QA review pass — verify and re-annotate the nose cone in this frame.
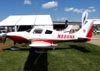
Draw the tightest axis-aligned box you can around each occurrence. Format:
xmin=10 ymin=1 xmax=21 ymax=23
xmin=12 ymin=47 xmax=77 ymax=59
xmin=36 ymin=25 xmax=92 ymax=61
xmin=7 ymin=32 xmax=30 ymax=43
xmin=7 ymin=32 xmax=17 ymax=36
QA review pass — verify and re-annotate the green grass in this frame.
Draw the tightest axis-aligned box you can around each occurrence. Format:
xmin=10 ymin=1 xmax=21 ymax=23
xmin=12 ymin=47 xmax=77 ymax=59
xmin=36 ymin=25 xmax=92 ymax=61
xmin=0 ymin=42 xmax=100 ymax=71
xmin=0 ymin=50 xmax=29 ymax=71
xmin=48 ymin=42 xmax=100 ymax=71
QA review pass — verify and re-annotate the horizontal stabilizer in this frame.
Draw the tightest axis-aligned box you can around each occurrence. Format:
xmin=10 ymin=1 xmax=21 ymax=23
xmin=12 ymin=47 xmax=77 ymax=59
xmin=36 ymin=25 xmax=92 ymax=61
xmin=89 ymin=38 xmax=100 ymax=40
xmin=78 ymin=37 xmax=100 ymax=40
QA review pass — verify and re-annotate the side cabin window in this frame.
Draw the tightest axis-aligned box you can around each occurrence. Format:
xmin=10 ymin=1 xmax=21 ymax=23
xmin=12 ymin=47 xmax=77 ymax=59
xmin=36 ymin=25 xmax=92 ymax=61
xmin=33 ymin=29 xmax=43 ymax=34
xmin=45 ymin=30 xmax=52 ymax=34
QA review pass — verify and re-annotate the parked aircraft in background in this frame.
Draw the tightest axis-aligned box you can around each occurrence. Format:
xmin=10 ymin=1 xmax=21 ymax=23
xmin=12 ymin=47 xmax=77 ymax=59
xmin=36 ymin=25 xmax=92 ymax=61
xmin=0 ymin=27 xmax=6 ymax=37
xmin=63 ymin=11 xmax=88 ymax=33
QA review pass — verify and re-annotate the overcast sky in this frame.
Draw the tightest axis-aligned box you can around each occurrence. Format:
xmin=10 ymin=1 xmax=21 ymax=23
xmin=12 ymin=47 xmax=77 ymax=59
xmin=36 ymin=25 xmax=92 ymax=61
xmin=0 ymin=0 xmax=100 ymax=22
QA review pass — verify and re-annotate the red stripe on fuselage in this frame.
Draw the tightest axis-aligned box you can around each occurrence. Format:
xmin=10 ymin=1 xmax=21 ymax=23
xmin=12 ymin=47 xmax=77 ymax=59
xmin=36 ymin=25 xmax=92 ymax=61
xmin=86 ymin=25 xmax=94 ymax=41
xmin=7 ymin=36 xmax=30 ymax=43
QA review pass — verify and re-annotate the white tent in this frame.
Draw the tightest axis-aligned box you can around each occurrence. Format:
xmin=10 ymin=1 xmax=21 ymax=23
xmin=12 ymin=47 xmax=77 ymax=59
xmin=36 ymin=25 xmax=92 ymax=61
xmin=94 ymin=20 xmax=100 ymax=25
xmin=0 ymin=16 xmax=21 ymax=26
xmin=0 ymin=15 xmax=53 ymax=26
xmin=88 ymin=19 xmax=100 ymax=24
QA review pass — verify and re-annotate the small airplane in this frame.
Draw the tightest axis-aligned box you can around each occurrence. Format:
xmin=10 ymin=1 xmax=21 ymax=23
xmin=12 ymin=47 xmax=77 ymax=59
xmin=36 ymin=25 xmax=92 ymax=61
xmin=3 ymin=11 xmax=94 ymax=48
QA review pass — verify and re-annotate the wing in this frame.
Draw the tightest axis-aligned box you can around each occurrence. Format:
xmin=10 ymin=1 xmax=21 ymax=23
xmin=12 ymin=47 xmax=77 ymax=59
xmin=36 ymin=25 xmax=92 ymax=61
xmin=29 ymin=40 xmax=57 ymax=48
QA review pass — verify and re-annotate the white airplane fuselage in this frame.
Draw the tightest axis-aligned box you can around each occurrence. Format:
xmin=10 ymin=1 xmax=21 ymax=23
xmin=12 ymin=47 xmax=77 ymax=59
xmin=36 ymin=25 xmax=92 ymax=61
xmin=7 ymin=19 xmax=93 ymax=45
xmin=6 ymin=11 xmax=94 ymax=47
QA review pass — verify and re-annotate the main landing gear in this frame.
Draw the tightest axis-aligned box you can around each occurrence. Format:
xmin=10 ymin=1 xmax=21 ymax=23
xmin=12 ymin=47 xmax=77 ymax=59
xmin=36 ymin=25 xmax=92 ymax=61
xmin=10 ymin=41 xmax=20 ymax=50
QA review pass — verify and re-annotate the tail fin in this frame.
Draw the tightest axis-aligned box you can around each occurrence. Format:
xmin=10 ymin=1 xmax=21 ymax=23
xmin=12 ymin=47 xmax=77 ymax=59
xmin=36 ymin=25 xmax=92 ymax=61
xmin=77 ymin=20 xmax=93 ymax=40
xmin=81 ymin=11 xmax=88 ymax=27
xmin=76 ymin=11 xmax=93 ymax=40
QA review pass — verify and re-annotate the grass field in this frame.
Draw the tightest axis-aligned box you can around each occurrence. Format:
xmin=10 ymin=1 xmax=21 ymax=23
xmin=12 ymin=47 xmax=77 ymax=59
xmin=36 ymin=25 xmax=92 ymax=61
xmin=0 ymin=41 xmax=100 ymax=71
